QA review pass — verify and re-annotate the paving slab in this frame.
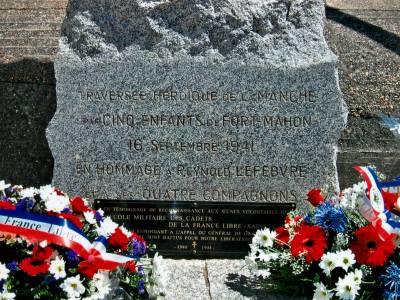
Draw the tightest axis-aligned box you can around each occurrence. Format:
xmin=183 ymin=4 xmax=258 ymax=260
xmin=325 ymin=8 xmax=400 ymax=116
xmin=163 ymin=259 xmax=209 ymax=300
xmin=162 ymin=259 xmax=307 ymax=299
xmin=327 ymin=0 xmax=400 ymax=10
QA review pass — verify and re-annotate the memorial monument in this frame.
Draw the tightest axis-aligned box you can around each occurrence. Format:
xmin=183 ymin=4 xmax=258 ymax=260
xmin=47 ymin=0 xmax=348 ymax=296
xmin=48 ymin=0 xmax=346 ymax=259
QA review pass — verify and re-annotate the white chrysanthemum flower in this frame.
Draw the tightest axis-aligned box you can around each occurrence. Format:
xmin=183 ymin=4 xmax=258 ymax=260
xmin=20 ymin=187 xmax=38 ymax=198
xmin=147 ymin=253 xmax=167 ymax=299
xmin=39 ymin=185 xmax=53 ymax=199
xmin=335 ymin=272 xmax=361 ymax=300
xmin=90 ymin=271 xmax=111 ymax=299
xmin=0 ymin=291 xmax=16 ymax=300
xmin=252 ymin=228 xmax=276 ymax=248
xmin=340 ymin=182 xmax=366 ymax=208
xmin=96 ymin=217 xmax=118 ymax=237
xmin=42 ymin=189 xmax=70 ymax=213
xmin=319 ymin=252 xmax=338 ymax=276
xmin=49 ymin=257 xmax=67 ymax=280
xmin=258 ymin=251 xmax=279 ymax=262
xmin=85 ymin=292 xmax=106 ymax=300
xmin=0 ymin=181 xmax=11 ymax=192
xmin=83 ymin=211 xmax=97 ymax=225
xmin=152 ymin=253 xmax=167 ymax=289
xmin=93 ymin=272 xmax=111 ymax=290
xmin=60 ymin=275 xmax=85 ymax=299
xmin=248 ymin=243 xmax=259 ymax=255
xmin=0 ymin=262 xmax=10 ymax=281
xmin=152 ymin=253 xmax=165 ymax=276
xmin=353 ymin=182 xmax=366 ymax=193
xmin=336 ymin=250 xmax=356 ymax=272
xmin=313 ymin=282 xmax=332 ymax=300
xmin=348 ymin=269 xmax=363 ymax=285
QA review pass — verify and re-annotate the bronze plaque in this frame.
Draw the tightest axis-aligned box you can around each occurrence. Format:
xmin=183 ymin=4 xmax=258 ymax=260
xmin=95 ymin=200 xmax=295 ymax=258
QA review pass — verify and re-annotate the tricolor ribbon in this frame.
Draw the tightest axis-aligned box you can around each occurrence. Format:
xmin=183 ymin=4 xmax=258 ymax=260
xmin=354 ymin=166 xmax=400 ymax=240
xmin=0 ymin=209 xmax=134 ymax=270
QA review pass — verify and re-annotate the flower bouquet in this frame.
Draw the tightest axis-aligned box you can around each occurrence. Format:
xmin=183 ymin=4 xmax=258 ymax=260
xmin=0 ymin=181 xmax=166 ymax=300
xmin=246 ymin=166 xmax=400 ymax=300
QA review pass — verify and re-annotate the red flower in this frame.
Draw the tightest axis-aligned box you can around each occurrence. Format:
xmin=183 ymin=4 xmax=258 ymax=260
xmin=0 ymin=200 xmax=16 ymax=210
xmin=350 ymin=224 xmax=396 ymax=267
xmin=290 ymin=225 xmax=327 ymax=263
xmin=125 ymin=261 xmax=137 ymax=273
xmin=275 ymin=215 xmax=303 ymax=246
xmin=32 ymin=246 xmax=54 ymax=261
xmin=108 ymin=227 xmax=131 ymax=251
xmin=58 ymin=212 xmax=84 ymax=229
xmin=19 ymin=258 xmax=49 ymax=276
xmin=78 ymin=260 xmax=101 ymax=279
xmin=382 ymin=190 xmax=399 ymax=211
xmin=307 ymin=189 xmax=324 ymax=207
xmin=275 ymin=226 xmax=290 ymax=245
xmin=19 ymin=245 xmax=54 ymax=276
xmin=70 ymin=196 xmax=89 ymax=213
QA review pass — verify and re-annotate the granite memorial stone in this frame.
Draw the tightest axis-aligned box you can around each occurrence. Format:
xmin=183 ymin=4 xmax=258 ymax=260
xmin=48 ymin=0 xmax=347 ymax=212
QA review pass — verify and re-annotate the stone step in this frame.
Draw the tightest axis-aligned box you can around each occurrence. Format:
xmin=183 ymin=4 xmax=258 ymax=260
xmin=0 ymin=22 xmax=60 ymax=31
xmin=0 ymin=9 xmax=65 ymax=23
xmin=0 ymin=28 xmax=61 ymax=40
xmin=0 ymin=54 xmax=54 ymax=64
xmin=0 ymin=46 xmax=58 ymax=58
xmin=0 ymin=0 xmax=68 ymax=10
xmin=326 ymin=0 xmax=400 ymax=10
xmin=0 ymin=38 xmax=58 ymax=47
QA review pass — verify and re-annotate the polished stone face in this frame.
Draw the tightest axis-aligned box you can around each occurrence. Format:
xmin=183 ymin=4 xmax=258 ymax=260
xmin=47 ymin=0 xmax=347 ymax=210
xmin=95 ymin=199 xmax=294 ymax=257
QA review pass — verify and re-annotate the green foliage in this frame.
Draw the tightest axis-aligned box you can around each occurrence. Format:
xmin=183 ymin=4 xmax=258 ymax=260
xmin=344 ymin=208 xmax=369 ymax=232
xmin=259 ymin=264 xmax=314 ymax=296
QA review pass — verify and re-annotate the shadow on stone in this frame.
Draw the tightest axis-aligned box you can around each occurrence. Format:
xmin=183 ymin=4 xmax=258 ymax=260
xmin=224 ymin=273 xmax=306 ymax=300
xmin=326 ymin=6 xmax=400 ymax=56
xmin=0 ymin=58 xmax=56 ymax=186
xmin=225 ymin=273 xmax=266 ymax=299
xmin=337 ymin=116 xmax=400 ymax=189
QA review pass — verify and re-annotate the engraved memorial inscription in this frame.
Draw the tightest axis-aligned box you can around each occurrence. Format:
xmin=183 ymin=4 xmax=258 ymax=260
xmin=95 ymin=200 xmax=295 ymax=257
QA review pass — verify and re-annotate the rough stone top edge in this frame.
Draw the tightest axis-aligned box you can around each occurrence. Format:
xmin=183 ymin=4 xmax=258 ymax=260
xmin=56 ymin=37 xmax=338 ymax=70
xmin=57 ymin=0 xmax=337 ymax=68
